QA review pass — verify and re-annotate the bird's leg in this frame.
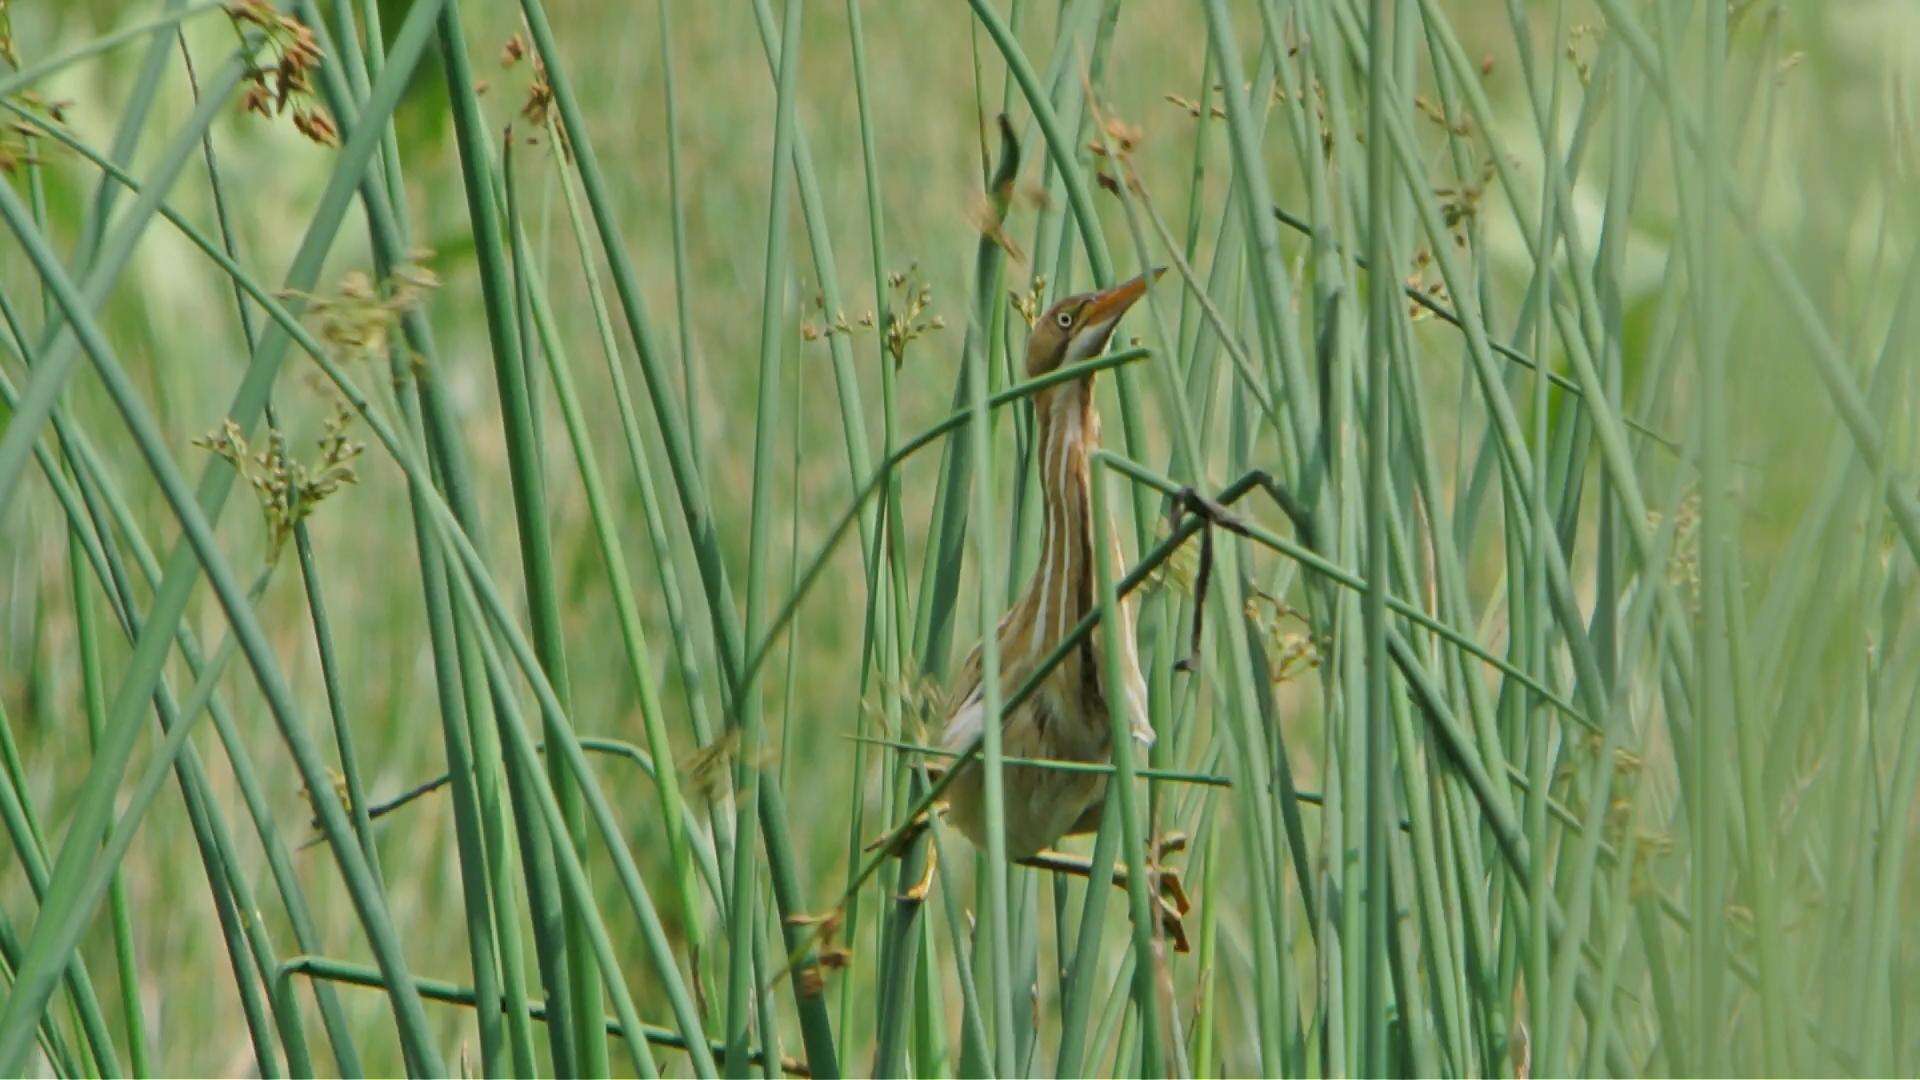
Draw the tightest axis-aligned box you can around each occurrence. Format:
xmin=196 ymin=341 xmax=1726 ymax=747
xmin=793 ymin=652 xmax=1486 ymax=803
xmin=1171 ymin=520 xmax=1213 ymax=674
xmin=902 ymin=832 xmax=938 ymax=901
xmin=1016 ymin=835 xmax=1194 ymax=953
xmin=863 ymin=806 xmax=942 ymax=900
xmin=1168 ymin=485 xmax=1253 ymax=674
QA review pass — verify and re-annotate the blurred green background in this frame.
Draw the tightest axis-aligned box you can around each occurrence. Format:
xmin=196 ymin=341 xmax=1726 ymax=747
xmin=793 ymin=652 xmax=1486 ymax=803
xmin=3 ymin=1 xmax=1919 ymax=1075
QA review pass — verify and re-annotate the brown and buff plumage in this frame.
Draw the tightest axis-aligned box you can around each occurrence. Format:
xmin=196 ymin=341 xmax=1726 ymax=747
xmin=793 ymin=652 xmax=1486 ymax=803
xmin=940 ymin=271 xmax=1159 ymax=860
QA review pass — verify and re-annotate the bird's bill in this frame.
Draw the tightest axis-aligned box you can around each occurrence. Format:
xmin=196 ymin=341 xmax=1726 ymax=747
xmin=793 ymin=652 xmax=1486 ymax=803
xmin=1078 ymin=267 xmax=1166 ymax=330
xmin=1065 ymin=268 xmax=1165 ymax=364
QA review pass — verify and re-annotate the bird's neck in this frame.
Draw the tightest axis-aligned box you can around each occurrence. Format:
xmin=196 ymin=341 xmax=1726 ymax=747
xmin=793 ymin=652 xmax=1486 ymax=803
xmin=1009 ymin=381 xmax=1105 ymax=657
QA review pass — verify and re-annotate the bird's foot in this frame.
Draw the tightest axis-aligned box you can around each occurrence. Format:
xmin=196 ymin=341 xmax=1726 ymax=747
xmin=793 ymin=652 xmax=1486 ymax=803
xmin=1168 ymin=485 xmax=1252 ymax=538
xmin=901 ymin=835 xmax=939 ymax=902
xmin=1020 ymin=838 xmax=1194 ymax=953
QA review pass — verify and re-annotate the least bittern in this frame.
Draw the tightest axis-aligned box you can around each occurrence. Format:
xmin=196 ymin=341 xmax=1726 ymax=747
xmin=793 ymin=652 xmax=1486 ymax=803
xmin=933 ymin=268 xmax=1190 ymax=948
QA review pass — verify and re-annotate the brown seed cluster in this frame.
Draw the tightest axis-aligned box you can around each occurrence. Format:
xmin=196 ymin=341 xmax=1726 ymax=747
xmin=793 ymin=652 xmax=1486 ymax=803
xmin=517 ymin=58 xmax=554 ymax=128
xmin=1559 ymin=730 xmax=1647 ymax=850
xmin=292 ymin=259 xmax=439 ymax=366
xmin=1163 ymin=93 xmax=1227 ymax=120
xmin=800 ymin=272 xmax=953 ymax=353
xmin=1008 ymin=274 xmax=1049 ymax=330
xmin=1246 ymin=592 xmax=1321 ymax=686
xmin=1435 ymin=158 xmax=1498 ymax=237
xmin=193 ymin=400 xmax=364 ymax=554
xmin=0 ymin=93 xmax=73 ymax=175
xmin=1646 ymin=488 xmax=1703 ymax=614
xmin=1403 ymin=249 xmax=1453 ymax=321
xmin=1414 ymin=93 xmax=1472 ymax=137
xmin=1087 ymin=115 xmax=1144 ymax=160
xmin=1087 ymin=103 xmax=1148 ymax=198
xmin=1629 ymin=830 xmax=1677 ymax=899
xmin=0 ymin=133 xmax=26 ymax=175
xmin=500 ymin=31 xmax=527 ymax=68
xmin=227 ymin=0 xmax=337 ymax=146
xmin=882 ymin=266 xmax=943 ymax=368
xmin=1566 ymin=24 xmax=1601 ymax=88
xmin=500 ymin=29 xmax=569 ymax=158
xmin=800 ymin=289 xmax=862 ymax=344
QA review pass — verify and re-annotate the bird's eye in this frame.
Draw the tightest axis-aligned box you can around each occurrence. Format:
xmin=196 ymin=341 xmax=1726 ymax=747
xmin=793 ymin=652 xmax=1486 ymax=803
xmin=1055 ymin=311 xmax=1073 ymax=329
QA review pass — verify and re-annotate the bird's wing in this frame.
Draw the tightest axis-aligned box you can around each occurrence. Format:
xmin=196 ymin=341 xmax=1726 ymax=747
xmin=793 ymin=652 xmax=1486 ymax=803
xmin=936 ymin=643 xmax=985 ymax=750
xmin=936 ymin=640 xmax=1043 ymax=752
xmin=939 ymin=694 xmax=985 ymax=754
xmin=1104 ymin=599 xmax=1156 ymax=748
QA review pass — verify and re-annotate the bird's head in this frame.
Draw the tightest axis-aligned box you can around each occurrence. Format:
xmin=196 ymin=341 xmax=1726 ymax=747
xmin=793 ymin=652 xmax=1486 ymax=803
xmin=1024 ymin=268 xmax=1164 ymax=378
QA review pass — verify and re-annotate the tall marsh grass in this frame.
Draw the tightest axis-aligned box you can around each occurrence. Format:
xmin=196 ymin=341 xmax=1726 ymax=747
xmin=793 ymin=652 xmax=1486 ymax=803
xmin=1 ymin=0 xmax=1918 ymax=1075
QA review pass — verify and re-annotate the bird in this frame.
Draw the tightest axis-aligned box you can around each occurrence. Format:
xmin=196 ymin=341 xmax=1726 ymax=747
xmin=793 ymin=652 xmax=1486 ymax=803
xmin=939 ymin=269 xmax=1161 ymax=864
